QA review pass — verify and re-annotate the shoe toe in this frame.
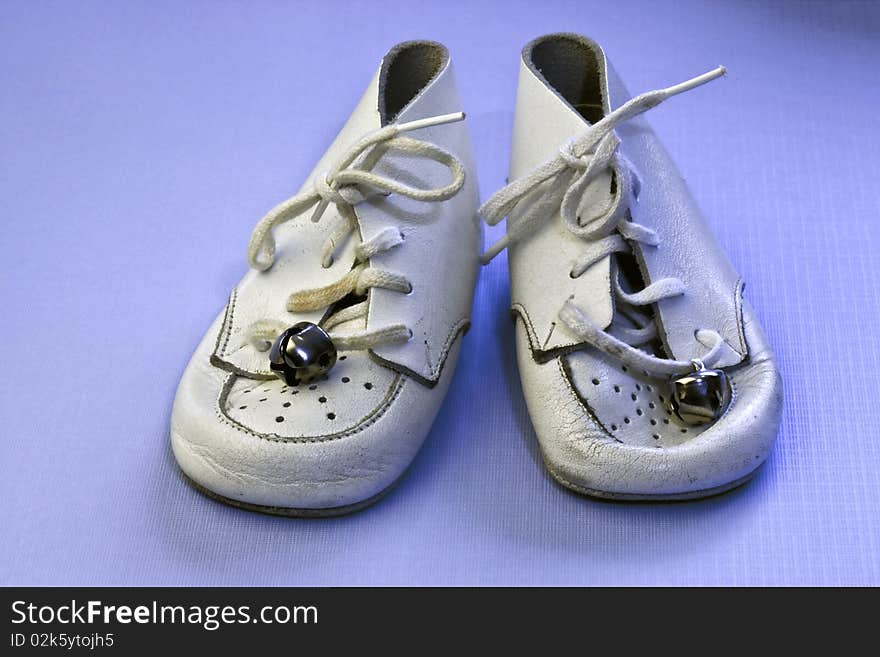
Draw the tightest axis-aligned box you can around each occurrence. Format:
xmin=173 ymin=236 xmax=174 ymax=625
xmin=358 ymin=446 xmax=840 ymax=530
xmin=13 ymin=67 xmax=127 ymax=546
xmin=171 ymin=314 xmax=441 ymax=512
xmin=516 ymin=309 xmax=783 ymax=499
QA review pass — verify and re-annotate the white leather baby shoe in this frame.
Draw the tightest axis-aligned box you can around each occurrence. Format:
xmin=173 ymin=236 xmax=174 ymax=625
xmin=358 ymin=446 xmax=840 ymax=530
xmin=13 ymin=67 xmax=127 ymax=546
xmin=171 ymin=41 xmax=480 ymax=515
xmin=482 ymin=34 xmax=782 ymax=500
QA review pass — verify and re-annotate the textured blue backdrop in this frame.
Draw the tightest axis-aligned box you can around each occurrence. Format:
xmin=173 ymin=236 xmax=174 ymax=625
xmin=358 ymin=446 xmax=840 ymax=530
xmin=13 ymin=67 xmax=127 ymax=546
xmin=2 ymin=0 xmax=879 ymax=586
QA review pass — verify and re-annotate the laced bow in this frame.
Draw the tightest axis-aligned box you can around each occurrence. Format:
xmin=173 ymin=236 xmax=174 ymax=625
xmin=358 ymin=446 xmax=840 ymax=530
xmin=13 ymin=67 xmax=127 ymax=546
xmin=480 ymin=67 xmax=729 ymax=378
xmin=244 ymin=112 xmax=466 ymax=353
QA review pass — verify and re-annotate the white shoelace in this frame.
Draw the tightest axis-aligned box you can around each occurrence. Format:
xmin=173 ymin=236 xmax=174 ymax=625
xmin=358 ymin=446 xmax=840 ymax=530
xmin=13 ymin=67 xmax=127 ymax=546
xmin=480 ymin=67 xmax=728 ymax=378
xmin=244 ymin=112 xmax=466 ymax=353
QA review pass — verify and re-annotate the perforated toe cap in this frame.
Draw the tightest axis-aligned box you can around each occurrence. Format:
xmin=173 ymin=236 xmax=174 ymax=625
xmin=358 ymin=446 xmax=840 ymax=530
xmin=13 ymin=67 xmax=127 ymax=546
xmin=220 ymin=349 xmax=400 ymax=442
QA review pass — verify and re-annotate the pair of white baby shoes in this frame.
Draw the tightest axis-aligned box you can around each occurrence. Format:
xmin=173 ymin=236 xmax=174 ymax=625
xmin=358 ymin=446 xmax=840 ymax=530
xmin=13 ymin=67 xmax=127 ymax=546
xmin=171 ymin=34 xmax=783 ymax=515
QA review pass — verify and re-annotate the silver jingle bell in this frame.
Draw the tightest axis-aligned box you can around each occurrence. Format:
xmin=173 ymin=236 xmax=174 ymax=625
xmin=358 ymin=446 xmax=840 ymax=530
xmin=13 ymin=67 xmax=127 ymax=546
xmin=670 ymin=359 xmax=731 ymax=426
xmin=269 ymin=322 xmax=337 ymax=386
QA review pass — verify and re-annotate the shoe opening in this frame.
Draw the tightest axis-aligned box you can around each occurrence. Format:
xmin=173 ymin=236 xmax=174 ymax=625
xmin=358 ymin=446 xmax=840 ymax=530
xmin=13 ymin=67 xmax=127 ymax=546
xmin=378 ymin=41 xmax=449 ymax=125
xmin=523 ymin=34 xmax=606 ymax=124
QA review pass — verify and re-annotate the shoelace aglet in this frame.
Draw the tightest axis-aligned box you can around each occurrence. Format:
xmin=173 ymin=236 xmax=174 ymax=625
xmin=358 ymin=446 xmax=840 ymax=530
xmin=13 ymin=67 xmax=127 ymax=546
xmin=607 ymin=66 xmax=727 ymax=122
xmin=310 ymin=197 xmax=331 ymax=223
xmin=396 ymin=111 xmax=465 ymax=134
xmin=660 ymin=65 xmax=727 ymax=99
xmin=310 ymin=170 xmax=336 ymax=223
xmin=480 ymin=234 xmax=510 ymax=265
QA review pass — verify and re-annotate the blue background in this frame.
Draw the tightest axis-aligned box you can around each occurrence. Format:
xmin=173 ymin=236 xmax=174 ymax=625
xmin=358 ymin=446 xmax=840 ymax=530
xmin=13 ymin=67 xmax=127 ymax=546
xmin=2 ymin=0 xmax=878 ymax=586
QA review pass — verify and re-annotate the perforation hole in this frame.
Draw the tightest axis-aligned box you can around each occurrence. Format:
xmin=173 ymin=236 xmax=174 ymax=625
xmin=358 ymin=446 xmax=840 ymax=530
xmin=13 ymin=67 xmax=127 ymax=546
xmin=636 ymin=408 xmax=643 ymax=416
xmin=611 ymin=424 xmax=618 ymax=431
xmin=624 ymin=417 xmax=630 ymax=424
xmin=631 ymin=393 xmax=638 ymax=401
xmin=614 ymin=385 xmax=621 ymax=393
xmin=591 ymin=378 xmax=600 ymax=385
xmin=275 ymin=416 xmax=284 ymax=423
xmin=225 ymin=347 xmax=402 ymax=436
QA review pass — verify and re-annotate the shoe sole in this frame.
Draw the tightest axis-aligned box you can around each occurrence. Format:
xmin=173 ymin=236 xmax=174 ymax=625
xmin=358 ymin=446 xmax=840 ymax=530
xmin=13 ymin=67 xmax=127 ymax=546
xmin=544 ymin=459 xmax=763 ymax=502
xmin=183 ymin=454 xmax=759 ymax=512
xmin=181 ymin=471 xmax=401 ymax=518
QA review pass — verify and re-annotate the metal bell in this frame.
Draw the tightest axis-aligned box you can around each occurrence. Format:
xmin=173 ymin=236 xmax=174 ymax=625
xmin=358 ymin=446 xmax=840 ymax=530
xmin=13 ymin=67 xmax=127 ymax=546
xmin=670 ymin=359 xmax=731 ymax=426
xmin=269 ymin=322 xmax=337 ymax=386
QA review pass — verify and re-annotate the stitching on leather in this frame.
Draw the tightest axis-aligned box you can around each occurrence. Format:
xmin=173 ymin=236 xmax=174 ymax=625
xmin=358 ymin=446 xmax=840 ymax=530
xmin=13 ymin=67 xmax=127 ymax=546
xmin=209 ymin=355 xmax=275 ymax=380
xmin=723 ymin=375 xmax=738 ymax=422
xmin=370 ymin=316 xmax=469 ymax=387
xmin=214 ymin=372 xmax=406 ymax=444
xmin=212 ymin=288 xmax=238 ymax=360
xmin=510 ymin=303 xmax=541 ymax=351
xmin=210 ymin=284 xmax=276 ymax=377
xmin=213 ymin=284 xmax=467 ymax=382
xmin=733 ymin=277 xmax=747 ymax=357
xmin=516 ymin=277 xmax=750 ymax=368
xmin=221 ymin=288 xmax=237 ymax=356
xmin=425 ymin=315 xmax=468 ymax=379
xmin=511 ymin=304 xmax=592 ymax=364
xmin=542 ymin=322 xmax=556 ymax=350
